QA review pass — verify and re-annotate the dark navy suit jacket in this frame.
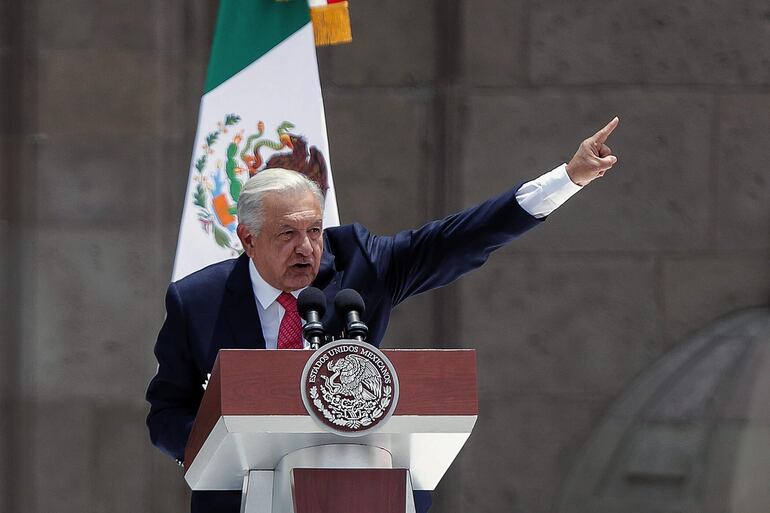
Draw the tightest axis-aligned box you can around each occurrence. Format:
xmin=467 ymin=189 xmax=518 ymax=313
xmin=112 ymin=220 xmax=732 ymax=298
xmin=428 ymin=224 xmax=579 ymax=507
xmin=146 ymin=185 xmax=543 ymax=513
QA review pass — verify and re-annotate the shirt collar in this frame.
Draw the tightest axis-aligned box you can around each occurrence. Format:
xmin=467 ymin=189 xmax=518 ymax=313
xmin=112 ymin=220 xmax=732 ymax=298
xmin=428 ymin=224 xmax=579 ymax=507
xmin=248 ymin=259 xmax=303 ymax=309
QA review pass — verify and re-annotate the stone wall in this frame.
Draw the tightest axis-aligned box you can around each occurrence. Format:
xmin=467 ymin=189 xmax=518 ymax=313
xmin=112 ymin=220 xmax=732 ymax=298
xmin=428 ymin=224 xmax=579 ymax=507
xmin=1 ymin=1 xmax=768 ymax=512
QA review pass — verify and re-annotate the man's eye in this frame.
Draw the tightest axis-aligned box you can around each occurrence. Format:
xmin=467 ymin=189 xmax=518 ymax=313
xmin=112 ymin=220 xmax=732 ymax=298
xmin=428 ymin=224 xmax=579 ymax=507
xmin=279 ymin=231 xmax=294 ymax=240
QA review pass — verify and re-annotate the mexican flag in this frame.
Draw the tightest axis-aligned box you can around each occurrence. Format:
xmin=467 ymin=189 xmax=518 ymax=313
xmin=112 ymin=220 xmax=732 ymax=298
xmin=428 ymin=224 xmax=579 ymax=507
xmin=173 ymin=0 xmax=340 ymax=281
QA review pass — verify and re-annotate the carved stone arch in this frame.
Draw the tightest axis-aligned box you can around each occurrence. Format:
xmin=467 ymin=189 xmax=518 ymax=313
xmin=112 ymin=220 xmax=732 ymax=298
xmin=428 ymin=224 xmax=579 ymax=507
xmin=557 ymin=307 xmax=770 ymax=513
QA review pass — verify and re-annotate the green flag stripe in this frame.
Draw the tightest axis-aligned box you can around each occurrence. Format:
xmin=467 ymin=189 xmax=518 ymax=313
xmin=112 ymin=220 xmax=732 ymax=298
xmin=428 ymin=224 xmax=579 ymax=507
xmin=204 ymin=0 xmax=310 ymax=94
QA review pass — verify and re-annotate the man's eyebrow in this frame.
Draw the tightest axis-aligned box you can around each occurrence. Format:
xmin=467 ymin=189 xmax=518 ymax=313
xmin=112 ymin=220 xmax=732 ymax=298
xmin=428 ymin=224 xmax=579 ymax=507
xmin=275 ymin=218 xmax=322 ymax=231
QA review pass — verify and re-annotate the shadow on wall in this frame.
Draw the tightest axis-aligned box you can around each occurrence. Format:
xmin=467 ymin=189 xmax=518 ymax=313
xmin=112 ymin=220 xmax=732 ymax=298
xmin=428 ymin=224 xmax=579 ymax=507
xmin=557 ymin=307 xmax=770 ymax=513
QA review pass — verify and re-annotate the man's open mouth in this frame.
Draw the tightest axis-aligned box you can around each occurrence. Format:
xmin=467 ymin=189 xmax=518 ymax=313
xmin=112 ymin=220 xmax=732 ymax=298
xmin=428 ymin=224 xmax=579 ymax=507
xmin=291 ymin=263 xmax=312 ymax=269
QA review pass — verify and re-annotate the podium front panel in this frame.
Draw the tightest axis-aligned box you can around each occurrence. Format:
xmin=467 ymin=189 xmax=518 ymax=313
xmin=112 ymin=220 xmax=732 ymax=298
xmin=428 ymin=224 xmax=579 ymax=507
xmin=185 ymin=349 xmax=478 ymax=491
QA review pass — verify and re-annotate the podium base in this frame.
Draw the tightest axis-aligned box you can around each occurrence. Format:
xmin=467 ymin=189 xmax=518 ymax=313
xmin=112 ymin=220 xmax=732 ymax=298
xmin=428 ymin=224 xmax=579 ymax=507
xmin=293 ymin=468 xmax=412 ymax=513
xmin=241 ymin=471 xmax=273 ymax=513
xmin=241 ymin=444 xmax=416 ymax=513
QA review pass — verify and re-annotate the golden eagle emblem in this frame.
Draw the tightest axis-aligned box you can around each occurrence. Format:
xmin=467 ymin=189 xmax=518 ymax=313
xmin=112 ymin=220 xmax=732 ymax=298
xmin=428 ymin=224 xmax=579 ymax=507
xmin=191 ymin=114 xmax=329 ymax=253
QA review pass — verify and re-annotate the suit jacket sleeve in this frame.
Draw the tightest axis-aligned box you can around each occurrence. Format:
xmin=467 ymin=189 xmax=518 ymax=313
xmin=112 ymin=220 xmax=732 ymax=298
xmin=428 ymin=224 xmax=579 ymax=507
xmin=364 ymin=185 xmax=544 ymax=306
xmin=145 ymin=282 xmax=203 ymax=462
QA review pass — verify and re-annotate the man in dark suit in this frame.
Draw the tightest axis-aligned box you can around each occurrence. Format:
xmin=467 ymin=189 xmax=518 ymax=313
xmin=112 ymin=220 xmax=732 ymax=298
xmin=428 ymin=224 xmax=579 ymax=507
xmin=147 ymin=118 xmax=620 ymax=513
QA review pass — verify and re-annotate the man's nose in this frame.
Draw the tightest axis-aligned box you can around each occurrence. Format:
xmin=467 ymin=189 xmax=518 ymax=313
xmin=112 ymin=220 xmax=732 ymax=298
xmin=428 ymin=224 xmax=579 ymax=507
xmin=295 ymin=234 xmax=313 ymax=255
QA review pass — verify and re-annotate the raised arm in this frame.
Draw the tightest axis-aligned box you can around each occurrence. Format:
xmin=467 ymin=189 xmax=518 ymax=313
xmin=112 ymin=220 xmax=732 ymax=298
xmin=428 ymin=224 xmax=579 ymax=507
xmin=368 ymin=117 xmax=622 ymax=306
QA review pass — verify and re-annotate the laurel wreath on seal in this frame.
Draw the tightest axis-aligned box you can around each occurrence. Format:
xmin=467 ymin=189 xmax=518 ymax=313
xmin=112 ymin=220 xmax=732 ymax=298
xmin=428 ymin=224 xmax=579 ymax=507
xmin=309 ymin=385 xmax=393 ymax=430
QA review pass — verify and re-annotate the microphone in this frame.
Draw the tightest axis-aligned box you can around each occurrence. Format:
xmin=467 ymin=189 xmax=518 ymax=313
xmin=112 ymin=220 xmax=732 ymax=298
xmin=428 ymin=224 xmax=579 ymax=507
xmin=334 ymin=289 xmax=369 ymax=341
xmin=297 ymin=287 xmax=327 ymax=349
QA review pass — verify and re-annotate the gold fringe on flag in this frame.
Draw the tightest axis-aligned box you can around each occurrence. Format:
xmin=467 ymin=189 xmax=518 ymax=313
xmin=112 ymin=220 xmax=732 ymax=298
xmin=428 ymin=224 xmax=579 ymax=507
xmin=311 ymin=1 xmax=352 ymax=46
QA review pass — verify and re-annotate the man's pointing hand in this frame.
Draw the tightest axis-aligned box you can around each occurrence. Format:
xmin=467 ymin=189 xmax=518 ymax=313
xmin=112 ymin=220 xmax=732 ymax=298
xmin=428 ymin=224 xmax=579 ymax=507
xmin=566 ymin=117 xmax=620 ymax=186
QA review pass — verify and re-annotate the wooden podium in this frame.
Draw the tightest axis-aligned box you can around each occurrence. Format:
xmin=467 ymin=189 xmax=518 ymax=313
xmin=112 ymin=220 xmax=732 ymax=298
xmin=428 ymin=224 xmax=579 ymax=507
xmin=184 ymin=348 xmax=477 ymax=513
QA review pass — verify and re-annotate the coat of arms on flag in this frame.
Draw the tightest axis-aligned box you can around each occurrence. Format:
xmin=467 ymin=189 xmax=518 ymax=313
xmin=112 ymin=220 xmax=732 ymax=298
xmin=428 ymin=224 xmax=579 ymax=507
xmin=191 ymin=115 xmax=330 ymax=253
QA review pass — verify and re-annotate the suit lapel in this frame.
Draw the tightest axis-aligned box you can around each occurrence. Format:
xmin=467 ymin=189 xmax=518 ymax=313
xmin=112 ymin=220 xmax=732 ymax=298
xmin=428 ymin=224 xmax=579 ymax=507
xmin=313 ymin=247 xmax=337 ymax=290
xmin=313 ymin=247 xmax=345 ymax=336
xmin=224 ymin=254 xmax=266 ymax=350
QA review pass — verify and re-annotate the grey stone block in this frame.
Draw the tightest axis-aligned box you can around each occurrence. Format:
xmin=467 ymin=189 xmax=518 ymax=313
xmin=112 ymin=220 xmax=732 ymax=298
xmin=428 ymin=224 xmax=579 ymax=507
xmin=0 ymin=3 xmax=10 ymax=48
xmin=461 ymin=0 xmax=526 ymax=86
xmin=148 ymin=450 xmax=190 ymax=513
xmin=0 ymin=49 xmax=9 ymax=134
xmin=621 ymin=424 xmax=702 ymax=483
xmin=743 ymin=340 xmax=770 ymax=427
xmin=91 ymin=403 xmax=148 ymax=513
xmin=715 ymin=94 xmax=770 ymax=250
xmin=158 ymin=135 xmax=195 ymax=262
xmin=662 ymin=255 xmax=770 ymax=345
xmin=37 ymin=0 xmax=161 ymax=52
xmin=643 ymin=338 xmax=748 ymax=423
xmin=30 ymin=226 xmax=165 ymax=402
xmin=0 ymin=52 xmax=36 ymax=135
xmin=316 ymin=0 xmax=437 ymax=86
xmin=154 ymin=57 xmax=206 ymax=142
xmin=431 ymin=465 xmax=463 ymax=513
xmin=459 ymin=254 xmax=660 ymax=397
xmin=714 ymin=339 xmax=769 ymax=423
xmin=0 ymin=218 xmax=13 ymax=366
xmin=456 ymin=394 xmax=606 ymax=513
xmin=323 ymin=90 xmax=434 ymax=235
xmin=156 ymin=0 xmax=218 ymax=61
xmin=701 ymin=425 xmax=746 ymax=513
xmin=0 ymin=155 xmax=21 ymax=513
xmin=36 ymin=135 xmax=157 ymax=227
xmin=166 ymin=0 xmax=219 ymax=57
xmin=0 ymin=406 xmax=5 ymax=513
xmin=461 ymin=91 xmax=713 ymax=251
xmin=723 ymin=426 xmax=770 ymax=511
xmin=152 ymin=3 xmax=211 ymax=141
xmin=530 ymin=0 xmax=770 ymax=85
xmin=0 ymin=218 xmax=8 ymax=310
xmin=31 ymin=400 xmax=93 ymax=513
xmin=37 ymin=50 xmax=160 ymax=136
xmin=381 ymin=292 xmax=434 ymax=350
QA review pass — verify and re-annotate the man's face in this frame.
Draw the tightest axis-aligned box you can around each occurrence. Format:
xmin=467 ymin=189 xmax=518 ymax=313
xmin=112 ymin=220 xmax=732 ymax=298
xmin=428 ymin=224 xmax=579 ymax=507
xmin=238 ymin=191 xmax=323 ymax=291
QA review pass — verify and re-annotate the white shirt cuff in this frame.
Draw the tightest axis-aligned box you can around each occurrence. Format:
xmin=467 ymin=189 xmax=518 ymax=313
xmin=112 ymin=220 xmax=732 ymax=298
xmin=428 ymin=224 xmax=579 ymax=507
xmin=515 ymin=163 xmax=583 ymax=218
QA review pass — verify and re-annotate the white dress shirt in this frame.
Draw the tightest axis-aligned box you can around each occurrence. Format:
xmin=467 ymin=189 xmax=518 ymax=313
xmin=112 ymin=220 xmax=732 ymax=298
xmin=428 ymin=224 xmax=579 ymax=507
xmin=248 ymin=261 xmax=310 ymax=349
xmin=248 ymin=163 xmax=581 ymax=348
xmin=516 ymin=163 xmax=582 ymax=218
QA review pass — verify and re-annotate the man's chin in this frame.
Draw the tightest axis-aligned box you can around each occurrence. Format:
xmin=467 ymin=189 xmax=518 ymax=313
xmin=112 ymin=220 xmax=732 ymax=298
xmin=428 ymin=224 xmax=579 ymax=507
xmin=281 ymin=271 xmax=316 ymax=291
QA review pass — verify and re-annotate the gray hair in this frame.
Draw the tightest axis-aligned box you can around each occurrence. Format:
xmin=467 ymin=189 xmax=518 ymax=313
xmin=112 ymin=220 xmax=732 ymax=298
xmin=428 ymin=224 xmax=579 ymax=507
xmin=237 ymin=168 xmax=325 ymax=234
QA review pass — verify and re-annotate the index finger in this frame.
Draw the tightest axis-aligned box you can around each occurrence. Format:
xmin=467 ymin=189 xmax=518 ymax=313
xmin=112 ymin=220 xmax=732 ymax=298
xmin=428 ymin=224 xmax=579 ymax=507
xmin=591 ymin=116 xmax=620 ymax=144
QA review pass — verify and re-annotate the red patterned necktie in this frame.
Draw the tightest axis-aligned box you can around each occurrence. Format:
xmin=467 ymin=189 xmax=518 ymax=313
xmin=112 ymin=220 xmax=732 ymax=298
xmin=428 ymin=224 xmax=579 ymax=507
xmin=276 ymin=292 xmax=303 ymax=349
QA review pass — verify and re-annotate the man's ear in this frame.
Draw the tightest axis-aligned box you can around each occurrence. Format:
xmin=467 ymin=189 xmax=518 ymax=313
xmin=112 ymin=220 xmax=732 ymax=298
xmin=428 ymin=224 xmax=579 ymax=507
xmin=236 ymin=224 xmax=253 ymax=253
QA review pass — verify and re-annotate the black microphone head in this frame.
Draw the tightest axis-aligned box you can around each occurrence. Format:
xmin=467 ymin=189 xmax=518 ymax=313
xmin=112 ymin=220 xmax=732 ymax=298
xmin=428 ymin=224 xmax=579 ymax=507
xmin=334 ymin=288 xmax=366 ymax=315
xmin=297 ymin=287 xmax=327 ymax=319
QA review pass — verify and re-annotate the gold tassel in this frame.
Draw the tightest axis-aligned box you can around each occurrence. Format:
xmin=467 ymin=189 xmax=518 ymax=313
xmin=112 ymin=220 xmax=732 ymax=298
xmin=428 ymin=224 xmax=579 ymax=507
xmin=311 ymin=2 xmax=352 ymax=46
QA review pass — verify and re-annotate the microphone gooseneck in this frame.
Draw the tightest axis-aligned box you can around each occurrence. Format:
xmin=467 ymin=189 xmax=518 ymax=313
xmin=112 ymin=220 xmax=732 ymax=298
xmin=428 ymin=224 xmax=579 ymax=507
xmin=297 ymin=287 xmax=327 ymax=349
xmin=334 ymin=289 xmax=369 ymax=341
